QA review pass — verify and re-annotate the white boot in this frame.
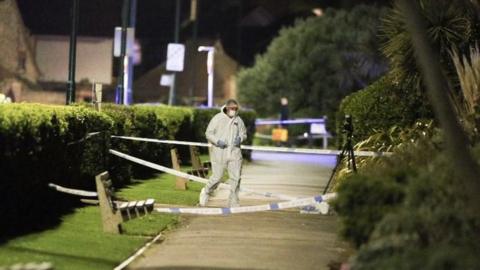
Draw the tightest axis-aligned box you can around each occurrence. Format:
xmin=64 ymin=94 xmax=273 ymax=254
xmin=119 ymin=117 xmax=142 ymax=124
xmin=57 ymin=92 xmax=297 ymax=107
xmin=199 ymin=187 xmax=209 ymax=206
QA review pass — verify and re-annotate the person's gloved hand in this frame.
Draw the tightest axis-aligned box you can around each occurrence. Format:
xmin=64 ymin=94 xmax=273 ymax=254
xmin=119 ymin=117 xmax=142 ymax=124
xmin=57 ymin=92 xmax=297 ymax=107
xmin=234 ymin=136 xmax=241 ymax=147
xmin=217 ymin=140 xmax=227 ymax=149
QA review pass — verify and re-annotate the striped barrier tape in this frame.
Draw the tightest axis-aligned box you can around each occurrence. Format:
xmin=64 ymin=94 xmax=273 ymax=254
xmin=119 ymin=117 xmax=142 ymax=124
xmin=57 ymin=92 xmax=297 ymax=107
xmin=67 ymin=131 xmax=102 ymax=146
xmin=112 ymin=135 xmax=210 ymax=148
xmin=154 ymin=195 xmax=327 ymax=215
xmin=49 ymin=153 xmax=338 ymax=216
xmin=48 ymin=183 xmax=98 ymax=197
xmin=256 ymin=133 xmax=331 ymax=141
xmin=254 ymin=133 xmax=273 ymax=140
xmin=48 ymin=180 xmax=337 ymax=216
xmin=111 ymin=135 xmax=392 ymax=157
xmin=109 ymin=149 xmax=297 ymax=201
xmin=255 ymin=118 xmax=326 ymax=125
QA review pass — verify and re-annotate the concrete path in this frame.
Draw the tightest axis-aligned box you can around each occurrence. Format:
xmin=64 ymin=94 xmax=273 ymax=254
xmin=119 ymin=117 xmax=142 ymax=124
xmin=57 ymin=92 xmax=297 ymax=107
xmin=129 ymin=152 xmax=349 ymax=270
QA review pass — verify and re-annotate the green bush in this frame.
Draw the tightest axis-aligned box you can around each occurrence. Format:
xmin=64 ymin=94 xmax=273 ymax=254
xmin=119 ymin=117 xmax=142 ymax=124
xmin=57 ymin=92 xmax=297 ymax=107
xmin=96 ymin=104 xmax=134 ymax=185
xmin=238 ymin=5 xmax=388 ymax=131
xmin=98 ymin=104 xmax=193 ymax=179
xmin=334 ymin=137 xmax=480 ymax=268
xmin=334 ymin=174 xmax=405 ymax=248
xmin=349 ymin=144 xmax=480 ymax=269
xmin=124 ymin=105 xmax=191 ymax=178
xmin=190 ymin=108 xmax=218 ymax=143
xmin=0 ymin=104 xmax=113 ymax=236
xmin=336 ymin=76 xmax=432 ymax=147
xmin=333 ymin=134 xmax=441 ymax=247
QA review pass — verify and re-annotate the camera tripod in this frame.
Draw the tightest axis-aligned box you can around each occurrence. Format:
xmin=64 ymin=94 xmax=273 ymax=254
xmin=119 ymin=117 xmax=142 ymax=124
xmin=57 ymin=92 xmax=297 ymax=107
xmin=322 ymin=116 xmax=357 ymax=194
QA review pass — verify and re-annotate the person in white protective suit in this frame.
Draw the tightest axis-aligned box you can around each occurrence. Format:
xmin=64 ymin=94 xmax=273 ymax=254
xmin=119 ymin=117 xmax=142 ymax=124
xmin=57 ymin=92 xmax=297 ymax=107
xmin=199 ymin=99 xmax=247 ymax=207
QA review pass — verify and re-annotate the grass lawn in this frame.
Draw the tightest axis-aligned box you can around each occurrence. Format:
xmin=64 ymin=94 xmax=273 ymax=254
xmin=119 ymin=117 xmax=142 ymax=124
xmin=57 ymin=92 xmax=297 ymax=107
xmin=0 ymin=173 xmax=203 ymax=270
xmin=117 ymin=173 xmax=203 ymax=206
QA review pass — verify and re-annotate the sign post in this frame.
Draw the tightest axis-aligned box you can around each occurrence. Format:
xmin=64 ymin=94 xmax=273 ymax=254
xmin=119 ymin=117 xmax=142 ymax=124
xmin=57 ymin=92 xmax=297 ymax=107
xmin=92 ymin=83 xmax=103 ymax=112
xmin=198 ymin=46 xmax=215 ymax=107
xmin=166 ymin=43 xmax=185 ymax=105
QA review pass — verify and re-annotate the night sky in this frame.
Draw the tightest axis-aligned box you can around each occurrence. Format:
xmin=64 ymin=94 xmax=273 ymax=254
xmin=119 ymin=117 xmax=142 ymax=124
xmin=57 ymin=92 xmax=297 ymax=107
xmin=17 ymin=0 xmax=388 ymax=75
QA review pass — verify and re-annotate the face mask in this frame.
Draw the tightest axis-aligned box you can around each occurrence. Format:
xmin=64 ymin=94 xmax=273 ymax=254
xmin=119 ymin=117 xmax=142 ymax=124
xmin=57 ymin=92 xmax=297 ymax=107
xmin=228 ymin=110 xmax=236 ymax=117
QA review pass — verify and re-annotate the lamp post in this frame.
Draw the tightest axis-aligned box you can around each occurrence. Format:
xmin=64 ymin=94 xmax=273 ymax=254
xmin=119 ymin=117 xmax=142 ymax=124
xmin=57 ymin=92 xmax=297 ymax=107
xmin=66 ymin=0 xmax=79 ymax=105
xmin=168 ymin=0 xmax=182 ymax=106
xmin=116 ymin=0 xmax=137 ymax=105
xmin=198 ymin=46 xmax=215 ymax=107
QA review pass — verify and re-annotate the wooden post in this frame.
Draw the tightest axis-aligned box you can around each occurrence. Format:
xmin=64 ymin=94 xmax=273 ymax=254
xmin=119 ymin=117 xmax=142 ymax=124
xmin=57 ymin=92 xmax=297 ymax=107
xmin=95 ymin=172 xmax=122 ymax=234
xmin=190 ymin=146 xmax=208 ymax=178
xmin=189 ymin=146 xmax=204 ymax=176
xmin=93 ymin=83 xmax=103 ymax=111
xmin=171 ymin=148 xmax=187 ymax=190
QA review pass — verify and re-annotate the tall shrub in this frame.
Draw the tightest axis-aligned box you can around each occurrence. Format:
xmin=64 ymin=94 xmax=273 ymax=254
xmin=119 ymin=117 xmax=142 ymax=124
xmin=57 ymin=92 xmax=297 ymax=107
xmin=238 ymin=5 xmax=388 ymax=131
xmin=0 ymin=104 xmax=113 ymax=236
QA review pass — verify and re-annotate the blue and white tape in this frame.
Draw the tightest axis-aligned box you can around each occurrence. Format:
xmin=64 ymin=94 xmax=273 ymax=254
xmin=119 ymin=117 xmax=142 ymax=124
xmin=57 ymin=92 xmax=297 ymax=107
xmin=155 ymin=195 xmax=324 ymax=215
xmin=48 ymin=183 xmax=98 ymax=197
xmin=110 ymin=135 xmax=391 ymax=157
xmin=255 ymin=118 xmax=326 ymax=125
xmin=67 ymin=131 xmax=102 ymax=146
xmin=109 ymin=149 xmax=298 ymax=201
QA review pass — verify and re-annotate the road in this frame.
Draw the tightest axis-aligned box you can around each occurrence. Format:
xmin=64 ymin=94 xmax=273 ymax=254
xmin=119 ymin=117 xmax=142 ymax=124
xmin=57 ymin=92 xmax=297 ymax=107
xmin=128 ymin=152 xmax=349 ymax=270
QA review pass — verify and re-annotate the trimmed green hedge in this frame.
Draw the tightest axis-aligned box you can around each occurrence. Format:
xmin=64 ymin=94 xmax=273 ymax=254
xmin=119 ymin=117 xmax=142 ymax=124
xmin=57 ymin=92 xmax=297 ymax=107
xmin=336 ymin=76 xmax=432 ymax=147
xmin=102 ymin=104 xmax=193 ymax=179
xmin=0 ymin=103 xmax=256 ymax=236
xmin=0 ymin=104 xmax=113 ymax=235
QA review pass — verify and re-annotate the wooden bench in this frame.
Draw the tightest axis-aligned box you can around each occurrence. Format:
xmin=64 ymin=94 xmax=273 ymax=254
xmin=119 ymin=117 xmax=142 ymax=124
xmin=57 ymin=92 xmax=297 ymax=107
xmin=188 ymin=145 xmax=211 ymax=177
xmin=117 ymin=199 xmax=155 ymax=220
xmin=171 ymin=146 xmax=211 ymax=190
xmin=95 ymin=172 xmax=155 ymax=234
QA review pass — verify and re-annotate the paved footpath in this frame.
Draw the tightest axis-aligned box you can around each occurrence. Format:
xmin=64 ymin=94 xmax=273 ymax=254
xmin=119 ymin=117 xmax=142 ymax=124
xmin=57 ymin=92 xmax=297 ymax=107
xmin=129 ymin=152 xmax=350 ymax=270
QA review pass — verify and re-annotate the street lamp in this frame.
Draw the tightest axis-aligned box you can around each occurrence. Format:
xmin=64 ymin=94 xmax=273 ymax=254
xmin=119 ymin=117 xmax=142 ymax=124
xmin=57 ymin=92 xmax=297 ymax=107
xmin=66 ymin=0 xmax=79 ymax=105
xmin=198 ymin=46 xmax=215 ymax=107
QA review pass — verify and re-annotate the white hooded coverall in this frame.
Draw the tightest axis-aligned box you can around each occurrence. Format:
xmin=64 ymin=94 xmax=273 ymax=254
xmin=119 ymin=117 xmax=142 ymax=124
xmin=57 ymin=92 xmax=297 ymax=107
xmin=204 ymin=105 xmax=247 ymax=207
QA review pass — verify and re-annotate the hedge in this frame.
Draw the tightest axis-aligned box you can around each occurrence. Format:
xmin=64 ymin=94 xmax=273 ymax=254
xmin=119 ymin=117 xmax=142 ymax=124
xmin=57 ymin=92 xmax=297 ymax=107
xmin=0 ymin=103 xmax=256 ymax=236
xmin=0 ymin=104 xmax=113 ymax=236
xmin=101 ymin=104 xmax=193 ymax=179
xmin=336 ymin=76 xmax=432 ymax=147
xmin=333 ymin=140 xmax=480 ymax=269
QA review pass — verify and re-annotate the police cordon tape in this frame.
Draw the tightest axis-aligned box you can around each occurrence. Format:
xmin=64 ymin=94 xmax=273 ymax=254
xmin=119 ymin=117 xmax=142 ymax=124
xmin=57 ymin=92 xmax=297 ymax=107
xmin=49 ymin=149 xmax=337 ymax=216
xmin=109 ymin=149 xmax=338 ymax=215
xmin=47 ymin=181 xmax=336 ymax=216
xmin=110 ymin=135 xmax=392 ymax=157
xmin=48 ymin=183 xmax=98 ymax=197
xmin=154 ymin=195 xmax=333 ymax=215
xmin=254 ymin=133 xmax=273 ymax=140
xmin=49 ymin=149 xmax=319 ymax=204
xmin=67 ymin=131 xmax=102 ymax=146
xmin=109 ymin=149 xmax=298 ymax=201
xmin=255 ymin=118 xmax=326 ymax=125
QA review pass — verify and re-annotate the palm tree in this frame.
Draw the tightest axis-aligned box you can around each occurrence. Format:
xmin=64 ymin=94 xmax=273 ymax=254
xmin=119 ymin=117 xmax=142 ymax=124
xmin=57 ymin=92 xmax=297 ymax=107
xmin=381 ymin=0 xmax=476 ymax=89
